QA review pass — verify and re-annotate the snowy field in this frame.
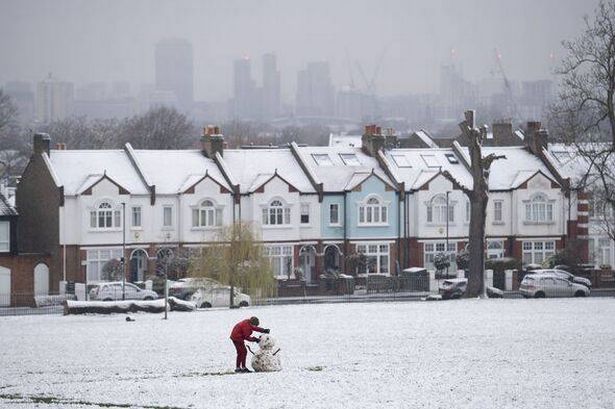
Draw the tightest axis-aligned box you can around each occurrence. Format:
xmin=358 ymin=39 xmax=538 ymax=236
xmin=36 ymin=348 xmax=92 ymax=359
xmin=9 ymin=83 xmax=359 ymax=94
xmin=1 ymin=298 xmax=615 ymax=409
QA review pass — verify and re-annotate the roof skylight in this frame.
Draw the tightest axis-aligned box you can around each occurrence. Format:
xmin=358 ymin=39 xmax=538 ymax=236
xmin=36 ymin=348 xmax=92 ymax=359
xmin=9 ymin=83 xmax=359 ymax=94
xmin=421 ymin=154 xmax=440 ymax=168
xmin=391 ymin=154 xmax=411 ymax=168
xmin=312 ymin=153 xmax=333 ymax=166
xmin=339 ymin=153 xmax=361 ymax=166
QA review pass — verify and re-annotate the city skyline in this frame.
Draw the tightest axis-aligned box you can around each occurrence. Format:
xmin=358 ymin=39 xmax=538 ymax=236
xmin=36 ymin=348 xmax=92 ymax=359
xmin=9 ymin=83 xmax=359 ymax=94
xmin=0 ymin=0 xmax=600 ymax=101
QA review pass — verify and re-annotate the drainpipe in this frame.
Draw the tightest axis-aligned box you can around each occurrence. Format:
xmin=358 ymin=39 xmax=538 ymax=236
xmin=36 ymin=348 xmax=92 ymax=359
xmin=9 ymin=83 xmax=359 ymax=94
xmin=343 ymin=191 xmax=348 ymax=273
xmin=397 ymin=193 xmax=401 ymax=274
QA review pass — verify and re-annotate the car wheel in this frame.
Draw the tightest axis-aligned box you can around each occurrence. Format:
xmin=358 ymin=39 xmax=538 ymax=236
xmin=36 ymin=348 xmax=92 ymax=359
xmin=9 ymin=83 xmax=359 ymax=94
xmin=200 ymin=302 xmax=212 ymax=308
xmin=574 ymin=290 xmax=586 ymax=297
xmin=103 ymin=298 xmax=113 ymax=302
xmin=239 ymin=301 xmax=249 ymax=307
xmin=143 ymin=296 xmax=154 ymax=301
xmin=534 ymin=291 xmax=545 ymax=298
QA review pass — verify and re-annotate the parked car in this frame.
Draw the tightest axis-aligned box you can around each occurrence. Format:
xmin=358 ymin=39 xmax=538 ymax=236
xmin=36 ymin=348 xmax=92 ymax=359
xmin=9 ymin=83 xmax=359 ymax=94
xmin=531 ymin=269 xmax=592 ymax=289
xmin=190 ymin=286 xmax=251 ymax=308
xmin=89 ymin=282 xmax=158 ymax=301
xmin=438 ymin=278 xmax=467 ymax=300
xmin=519 ymin=274 xmax=590 ymax=298
xmin=168 ymin=277 xmax=223 ymax=300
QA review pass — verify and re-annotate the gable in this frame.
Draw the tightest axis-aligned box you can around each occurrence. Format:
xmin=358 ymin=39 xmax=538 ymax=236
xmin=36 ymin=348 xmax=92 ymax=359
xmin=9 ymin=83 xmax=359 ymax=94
xmin=81 ymin=175 xmax=129 ymax=196
xmin=252 ymin=173 xmax=299 ymax=194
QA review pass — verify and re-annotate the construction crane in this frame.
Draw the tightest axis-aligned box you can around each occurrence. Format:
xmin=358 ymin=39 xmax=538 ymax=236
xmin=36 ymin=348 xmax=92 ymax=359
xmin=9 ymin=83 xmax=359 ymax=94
xmin=493 ymin=48 xmax=519 ymax=121
xmin=354 ymin=46 xmax=388 ymax=120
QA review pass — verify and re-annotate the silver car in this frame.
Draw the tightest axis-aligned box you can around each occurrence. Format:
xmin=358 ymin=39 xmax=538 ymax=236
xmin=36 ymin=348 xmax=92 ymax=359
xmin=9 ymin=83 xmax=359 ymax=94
xmin=531 ymin=269 xmax=592 ymax=289
xmin=519 ymin=274 xmax=590 ymax=298
xmin=190 ymin=286 xmax=251 ymax=308
xmin=89 ymin=282 xmax=158 ymax=301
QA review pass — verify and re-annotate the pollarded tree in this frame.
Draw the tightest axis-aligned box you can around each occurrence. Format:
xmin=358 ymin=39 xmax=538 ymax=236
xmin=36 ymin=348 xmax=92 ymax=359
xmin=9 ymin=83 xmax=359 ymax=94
xmin=445 ymin=111 xmax=505 ymax=297
xmin=188 ymin=221 xmax=277 ymax=306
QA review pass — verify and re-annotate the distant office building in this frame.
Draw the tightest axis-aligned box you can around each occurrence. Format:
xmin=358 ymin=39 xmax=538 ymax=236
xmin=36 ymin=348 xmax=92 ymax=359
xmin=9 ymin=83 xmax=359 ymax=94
xmin=439 ymin=64 xmax=477 ymax=120
xmin=262 ymin=53 xmax=281 ymax=120
xmin=519 ymin=80 xmax=553 ymax=121
xmin=36 ymin=74 xmax=74 ymax=123
xmin=296 ymin=62 xmax=335 ymax=117
xmin=231 ymin=57 xmax=256 ymax=119
xmin=4 ymin=81 xmax=35 ymax=124
xmin=155 ymin=38 xmax=194 ymax=111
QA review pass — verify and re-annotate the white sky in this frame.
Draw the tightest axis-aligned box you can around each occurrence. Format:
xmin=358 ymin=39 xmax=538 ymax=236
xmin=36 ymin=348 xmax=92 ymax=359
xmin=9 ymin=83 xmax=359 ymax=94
xmin=0 ymin=0 xmax=601 ymax=101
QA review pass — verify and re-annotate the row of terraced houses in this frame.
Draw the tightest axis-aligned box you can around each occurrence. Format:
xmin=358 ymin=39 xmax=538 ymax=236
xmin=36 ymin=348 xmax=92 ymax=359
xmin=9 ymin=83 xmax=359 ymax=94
xmin=2 ymin=117 xmax=612 ymax=304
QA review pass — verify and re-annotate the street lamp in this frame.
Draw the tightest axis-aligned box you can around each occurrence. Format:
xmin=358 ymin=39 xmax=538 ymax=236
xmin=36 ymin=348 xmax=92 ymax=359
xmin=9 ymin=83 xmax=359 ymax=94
xmin=121 ymin=202 xmax=126 ymax=300
xmin=446 ymin=191 xmax=450 ymax=279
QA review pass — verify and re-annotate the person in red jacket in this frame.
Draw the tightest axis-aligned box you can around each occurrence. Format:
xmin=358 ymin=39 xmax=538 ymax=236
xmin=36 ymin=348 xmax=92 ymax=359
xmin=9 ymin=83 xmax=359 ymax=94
xmin=230 ymin=316 xmax=270 ymax=372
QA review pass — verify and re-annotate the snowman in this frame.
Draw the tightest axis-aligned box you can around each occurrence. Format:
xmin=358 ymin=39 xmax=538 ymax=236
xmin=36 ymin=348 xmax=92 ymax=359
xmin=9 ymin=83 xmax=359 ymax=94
xmin=251 ymin=334 xmax=281 ymax=372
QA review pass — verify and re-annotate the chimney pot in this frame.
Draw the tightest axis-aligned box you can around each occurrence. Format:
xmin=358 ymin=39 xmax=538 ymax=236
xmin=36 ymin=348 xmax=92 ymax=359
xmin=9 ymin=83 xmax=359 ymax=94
xmin=33 ymin=133 xmax=51 ymax=155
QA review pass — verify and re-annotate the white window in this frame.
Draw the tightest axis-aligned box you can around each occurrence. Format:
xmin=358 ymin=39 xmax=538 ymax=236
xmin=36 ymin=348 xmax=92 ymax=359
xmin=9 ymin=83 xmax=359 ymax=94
xmin=421 ymin=154 xmax=439 ymax=167
xmin=487 ymin=240 xmax=504 ymax=259
xmin=524 ymin=194 xmax=553 ymax=223
xmin=300 ymin=203 xmax=310 ymax=224
xmin=522 ymin=241 xmax=556 ymax=265
xmin=329 ymin=203 xmax=340 ymax=225
xmin=262 ymin=200 xmax=291 ymax=226
xmin=340 ymin=153 xmax=361 ymax=166
xmin=90 ymin=201 xmax=121 ymax=229
xmin=424 ymin=241 xmax=457 ymax=271
xmin=131 ymin=206 xmax=142 ymax=228
xmin=312 ymin=153 xmax=333 ymax=166
xmin=0 ymin=221 xmax=9 ymax=252
xmin=163 ymin=206 xmax=173 ymax=227
xmin=264 ymin=245 xmax=293 ymax=278
xmin=356 ymin=243 xmax=389 ymax=274
xmin=493 ymin=200 xmax=503 ymax=223
xmin=427 ymin=195 xmax=454 ymax=224
xmin=86 ymin=248 xmax=123 ymax=282
xmin=359 ymin=196 xmax=388 ymax=225
xmin=192 ymin=199 xmax=222 ymax=228
xmin=591 ymin=238 xmax=613 ymax=267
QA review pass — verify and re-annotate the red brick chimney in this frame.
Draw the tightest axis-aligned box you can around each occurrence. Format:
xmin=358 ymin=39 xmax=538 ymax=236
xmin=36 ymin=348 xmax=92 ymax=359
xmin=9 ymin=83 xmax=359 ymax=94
xmin=201 ymin=125 xmax=224 ymax=158
xmin=361 ymin=124 xmax=385 ymax=156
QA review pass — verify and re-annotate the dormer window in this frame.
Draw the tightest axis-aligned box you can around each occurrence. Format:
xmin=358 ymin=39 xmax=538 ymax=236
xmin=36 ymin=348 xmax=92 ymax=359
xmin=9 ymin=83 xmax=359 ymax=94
xmin=262 ymin=199 xmax=291 ymax=226
xmin=90 ymin=201 xmax=121 ymax=229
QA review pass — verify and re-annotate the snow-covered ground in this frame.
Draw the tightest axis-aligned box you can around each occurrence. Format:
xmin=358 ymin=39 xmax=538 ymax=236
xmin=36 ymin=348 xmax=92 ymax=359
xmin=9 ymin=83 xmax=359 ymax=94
xmin=1 ymin=298 xmax=614 ymax=408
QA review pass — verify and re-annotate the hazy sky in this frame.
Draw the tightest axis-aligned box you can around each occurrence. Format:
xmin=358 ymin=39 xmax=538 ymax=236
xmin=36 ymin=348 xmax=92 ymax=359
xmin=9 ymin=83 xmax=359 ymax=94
xmin=0 ymin=0 xmax=600 ymax=102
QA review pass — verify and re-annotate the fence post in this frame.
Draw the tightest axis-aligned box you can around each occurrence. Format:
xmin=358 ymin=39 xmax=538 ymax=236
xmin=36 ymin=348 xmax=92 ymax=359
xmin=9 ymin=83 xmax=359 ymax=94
xmin=504 ymin=270 xmax=513 ymax=291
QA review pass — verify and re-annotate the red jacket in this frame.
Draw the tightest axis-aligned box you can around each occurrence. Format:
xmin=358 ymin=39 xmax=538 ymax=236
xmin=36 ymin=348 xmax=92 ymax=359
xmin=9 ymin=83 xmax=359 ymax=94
xmin=230 ymin=319 xmax=265 ymax=342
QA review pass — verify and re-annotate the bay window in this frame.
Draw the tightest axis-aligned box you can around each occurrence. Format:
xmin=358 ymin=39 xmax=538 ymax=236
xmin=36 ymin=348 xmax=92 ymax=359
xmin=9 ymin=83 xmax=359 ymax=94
xmin=358 ymin=196 xmax=388 ymax=225
xmin=356 ymin=243 xmax=389 ymax=274
xmin=262 ymin=200 xmax=291 ymax=226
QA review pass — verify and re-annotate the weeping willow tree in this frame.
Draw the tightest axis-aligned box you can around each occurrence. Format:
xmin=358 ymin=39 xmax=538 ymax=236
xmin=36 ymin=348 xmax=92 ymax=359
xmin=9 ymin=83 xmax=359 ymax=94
xmin=189 ymin=221 xmax=277 ymax=305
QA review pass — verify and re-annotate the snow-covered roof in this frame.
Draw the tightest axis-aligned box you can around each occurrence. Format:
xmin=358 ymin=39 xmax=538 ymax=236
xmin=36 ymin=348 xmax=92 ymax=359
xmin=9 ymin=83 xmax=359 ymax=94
xmin=547 ymin=143 xmax=590 ymax=187
xmin=0 ymin=192 xmax=17 ymax=216
xmin=480 ymin=146 xmax=558 ymax=190
xmin=49 ymin=150 xmax=149 ymax=196
xmin=296 ymin=146 xmax=395 ymax=192
xmin=132 ymin=150 xmax=230 ymax=194
xmin=414 ymin=130 xmax=439 ymax=149
xmin=220 ymin=149 xmax=315 ymax=194
xmin=384 ymin=148 xmax=472 ymax=191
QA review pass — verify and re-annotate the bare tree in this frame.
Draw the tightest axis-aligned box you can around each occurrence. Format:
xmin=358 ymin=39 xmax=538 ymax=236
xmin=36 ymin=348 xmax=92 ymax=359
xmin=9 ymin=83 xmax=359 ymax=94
xmin=120 ymin=106 xmax=195 ymax=149
xmin=0 ymin=89 xmax=17 ymax=136
xmin=446 ymin=111 xmax=505 ymax=297
xmin=550 ymin=0 xmax=615 ymax=252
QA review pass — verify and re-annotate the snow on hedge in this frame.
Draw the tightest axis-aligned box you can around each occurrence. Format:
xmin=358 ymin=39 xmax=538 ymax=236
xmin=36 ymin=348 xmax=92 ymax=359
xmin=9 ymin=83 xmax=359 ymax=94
xmin=63 ymin=296 xmax=195 ymax=315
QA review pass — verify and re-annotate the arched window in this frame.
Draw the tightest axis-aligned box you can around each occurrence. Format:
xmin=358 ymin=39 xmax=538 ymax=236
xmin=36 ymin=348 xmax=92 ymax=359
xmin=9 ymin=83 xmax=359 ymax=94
xmin=90 ymin=201 xmax=120 ymax=229
xmin=525 ymin=194 xmax=553 ymax=223
xmin=359 ymin=196 xmax=388 ymax=225
xmin=192 ymin=199 xmax=222 ymax=228
xmin=426 ymin=195 xmax=454 ymax=224
xmin=262 ymin=199 xmax=291 ymax=225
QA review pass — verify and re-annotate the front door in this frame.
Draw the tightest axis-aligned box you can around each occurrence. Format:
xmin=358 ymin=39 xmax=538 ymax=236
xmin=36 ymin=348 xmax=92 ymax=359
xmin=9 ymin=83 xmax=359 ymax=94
xmin=0 ymin=266 xmax=10 ymax=307
xmin=130 ymin=250 xmax=148 ymax=282
xmin=300 ymin=247 xmax=316 ymax=283
xmin=34 ymin=264 xmax=49 ymax=297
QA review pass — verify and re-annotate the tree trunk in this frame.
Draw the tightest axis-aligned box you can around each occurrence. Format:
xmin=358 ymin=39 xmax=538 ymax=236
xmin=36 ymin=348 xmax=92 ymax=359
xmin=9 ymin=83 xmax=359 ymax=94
xmin=467 ymin=190 xmax=487 ymax=297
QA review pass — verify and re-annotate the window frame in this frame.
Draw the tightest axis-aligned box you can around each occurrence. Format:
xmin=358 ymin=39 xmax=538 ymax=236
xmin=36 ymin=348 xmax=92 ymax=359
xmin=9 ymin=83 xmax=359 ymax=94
xmin=524 ymin=194 xmax=554 ymax=224
xmin=89 ymin=200 xmax=121 ymax=231
xmin=0 ymin=221 xmax=9 ymax=252
xmin=261 ymin=199 xmax=291 ymax=227
xmin=423 ymin=241 xmax=457 ymax=271
xmin=522 ymin=240 xmax=556 ymax=265
xmin=264 ymin=245 xmax=293 ymax=279
xmin=329 ymin=203 xmax=341 ymax=226
xmin=493 ymin=200 xmax=503 ymax=223
xmin=300 ymin=203 xmax=310 ymax=225
xmin=426 ymin=195 xmax=454 ymax=224
xmin=131 ymin=206 xmax=142 ymax=229
xmin=356 ymin=243 xmax=390 ymax=275
xmin=191 ymin=199 xmax=223 ymax=229
xmin=162 ymin=205 xmax=173 ymax=228
xmin=358 ymin=195 xmax=389 ymax=226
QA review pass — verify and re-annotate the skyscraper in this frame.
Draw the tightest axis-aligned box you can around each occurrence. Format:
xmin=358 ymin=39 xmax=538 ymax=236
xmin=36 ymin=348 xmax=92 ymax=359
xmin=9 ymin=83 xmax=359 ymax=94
xmin=36 ymin=74 xmax=74 ymax=123
xmin=155 ymin=38 xmax=194 ymax=111
xmin=262 ymin=53 xmax=281 ymax=120
xmin=295 ymin=62 xmax=335 ymax=117
xmin=232 ymin=57 xmax=257 ymax=119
